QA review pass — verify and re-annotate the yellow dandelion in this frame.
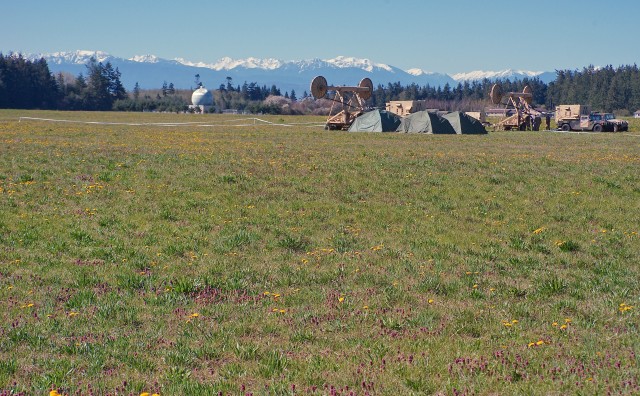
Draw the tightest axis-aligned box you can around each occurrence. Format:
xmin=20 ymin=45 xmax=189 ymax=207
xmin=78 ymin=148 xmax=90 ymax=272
xmin=140 ymin=393 xmax=150 ymax=396
xmin=189 ymin=313 xmax=199 ymax=318
xmin=552 ymin=322 xmax=558 ymax=327
xmin=560 ymin=324 xmax=568 ymax=330
xmin=536 ymin=340 xmax=545 ymax=346
xmin=50 ymin=390 xmax=61 ymax=396
xmin=619 ymin=303 xmax=634 ymax=312
xmin=338 ymin=297 xmax=345 ymax=303
xmin=428 ymin=299 xmax=434 ymax=304
xmin=511 ymin=319 xmax=518 ymax=324
xmin=528 ymin=342 xmax=535 ymax=348
xmin=472 ymin=284 xmax=478 ymax=289
xmin=279 ymin=309 xmax=286 ymax=313
xmin=533 ymin=227 xmax=545 ymax=234
xmin=363 ymin=305 xmax=369 ymax=310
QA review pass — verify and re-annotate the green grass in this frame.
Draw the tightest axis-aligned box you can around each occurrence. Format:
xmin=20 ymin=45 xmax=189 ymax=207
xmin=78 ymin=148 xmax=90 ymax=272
xmin=0 ymin=110 xmax=639 ymax=395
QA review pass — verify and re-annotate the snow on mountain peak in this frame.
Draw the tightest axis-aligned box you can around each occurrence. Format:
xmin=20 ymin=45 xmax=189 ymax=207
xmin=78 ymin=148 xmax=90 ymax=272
xmin=129 ymin=54 xmax=160 ymax=63
xmin=214 ymin=57 xmax=283 ymax=70
xmin=173 ymin=56 xmax=284 ymax=70
xmin=451 ymin=69 xmax=543 ymax=81
xmin=41 ymin=50 xmax=112 ymax=64
xmin=406 ymin=68 xmax=436 ymax=76
xmin=325 ymin=56 xmax=393 ymax=72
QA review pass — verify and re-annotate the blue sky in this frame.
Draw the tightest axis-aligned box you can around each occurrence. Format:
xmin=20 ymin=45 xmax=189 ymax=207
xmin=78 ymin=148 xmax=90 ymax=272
xmin=3 ymin=0 xmax=639 ymax=73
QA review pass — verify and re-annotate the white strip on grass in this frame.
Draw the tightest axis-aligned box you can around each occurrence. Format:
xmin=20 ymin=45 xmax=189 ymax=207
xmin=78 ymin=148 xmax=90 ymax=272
xmin=18 ymin=116 xmax=325 ymax=128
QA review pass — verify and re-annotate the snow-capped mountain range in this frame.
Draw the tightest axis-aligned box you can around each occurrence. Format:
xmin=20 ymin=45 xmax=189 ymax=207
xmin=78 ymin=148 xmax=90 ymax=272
xmin=29 ymin=50 xmax=556 ymax=93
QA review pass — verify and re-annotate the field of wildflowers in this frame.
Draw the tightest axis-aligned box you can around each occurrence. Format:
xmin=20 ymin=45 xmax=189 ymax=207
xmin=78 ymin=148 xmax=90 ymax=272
xmin=0 ymin=110 xmax=639 ymax=395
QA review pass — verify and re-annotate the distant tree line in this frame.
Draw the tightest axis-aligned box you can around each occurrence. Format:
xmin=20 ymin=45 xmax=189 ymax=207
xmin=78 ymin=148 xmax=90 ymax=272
xmin=369 ymin=78 xmax=548 ymax=112
xmin=369 ymin=65 xmax=640 ymax=115
xmin=2 ymin=53 xmax=640 ymax=114
xmin=215 ymin=76 xmax=289 ymax=113
xmin=547 ymin=65 xmax=640 ymax=115
xmin=113 ymin=81 xmax=190 ymax=112
xmin=0 ymin=53 xmax=127 ymax=111
xmin=0 ymin=54 xmax=59 ymax=109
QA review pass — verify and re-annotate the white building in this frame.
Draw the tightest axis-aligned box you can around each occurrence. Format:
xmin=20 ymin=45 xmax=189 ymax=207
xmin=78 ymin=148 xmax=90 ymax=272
xmin=190 ymin=86 xmax=214 ymax=113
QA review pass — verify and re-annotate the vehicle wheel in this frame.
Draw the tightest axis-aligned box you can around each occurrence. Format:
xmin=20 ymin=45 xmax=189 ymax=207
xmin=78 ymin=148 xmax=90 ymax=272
xmin=593 ymin=124 xmax=603 ymax=132
xmin=561 ymin=124 xmax=570 ymax=131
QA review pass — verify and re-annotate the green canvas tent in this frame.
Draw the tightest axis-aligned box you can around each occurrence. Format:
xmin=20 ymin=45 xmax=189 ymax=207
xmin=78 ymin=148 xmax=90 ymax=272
xmin=442 ymin=111 xmax=487 ymax=134
xmin=396 ymin=110 xmax=456 ymax=134
xmin=348 ymin=110 xmax=402 ymax=132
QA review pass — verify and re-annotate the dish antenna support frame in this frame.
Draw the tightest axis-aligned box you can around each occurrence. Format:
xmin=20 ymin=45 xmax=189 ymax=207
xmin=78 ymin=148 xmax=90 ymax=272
xmin=310 ymin=75 xmax=373 ymax=130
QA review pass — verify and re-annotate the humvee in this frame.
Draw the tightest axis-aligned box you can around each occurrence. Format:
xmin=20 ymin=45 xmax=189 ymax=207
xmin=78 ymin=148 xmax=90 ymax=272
xmin=600 ymin=113 xmax=628 ymax=131
xmin=555 ymin=105 xmax=628 ymax=132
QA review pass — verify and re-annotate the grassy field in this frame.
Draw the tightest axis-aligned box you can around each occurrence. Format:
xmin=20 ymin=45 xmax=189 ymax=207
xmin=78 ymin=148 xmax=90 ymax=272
xmin=0 ymin=110 xmax=639 ymax=395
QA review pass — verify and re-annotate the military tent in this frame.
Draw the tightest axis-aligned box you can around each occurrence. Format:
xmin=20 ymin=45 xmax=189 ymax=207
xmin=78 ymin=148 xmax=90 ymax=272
xmin=396 ymin=111 xmax=456 ymax=134
xmin=442 ymin=111 xmax=487 ymax=134
xmin=348 ymin=110 xmax=402 ymax=132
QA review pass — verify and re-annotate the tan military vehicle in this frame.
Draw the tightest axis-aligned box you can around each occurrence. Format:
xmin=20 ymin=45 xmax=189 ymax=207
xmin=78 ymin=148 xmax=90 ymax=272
xmin=555 ymin=105 xmax=628 ymax=132
xmin=385 ymin=100 xmax=431 ymax=117
xmin=599 ymin=113 xmax=628 ymax=131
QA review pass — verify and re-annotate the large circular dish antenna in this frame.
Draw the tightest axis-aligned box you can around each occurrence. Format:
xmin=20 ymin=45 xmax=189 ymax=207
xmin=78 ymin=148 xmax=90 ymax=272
xmin=310 ymin=75 xmax=328 ymax=99
xmin=490 ymin=84 xmax=503 ymax=105
xmin=358 ymin=77 xmax=373 ymax=100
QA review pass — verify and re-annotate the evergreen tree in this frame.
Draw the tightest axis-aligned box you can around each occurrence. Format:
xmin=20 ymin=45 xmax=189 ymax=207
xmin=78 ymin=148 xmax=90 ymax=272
xmin=83 ymin=58 xmax=127 ymax=110
xmin=162 ymin=81 xmax=168 ymax=97
xmin=75 ymin=73 xmax=87 ymax=91
xmin=105 ymin=63 xmax=126 ymax=100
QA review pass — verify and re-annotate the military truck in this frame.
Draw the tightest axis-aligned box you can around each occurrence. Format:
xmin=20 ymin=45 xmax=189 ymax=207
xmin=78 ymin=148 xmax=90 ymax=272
xmin=600 ymin=113 xmax=628 ymax=131
xmin=555 ymin=105 xmax=628 ymax=132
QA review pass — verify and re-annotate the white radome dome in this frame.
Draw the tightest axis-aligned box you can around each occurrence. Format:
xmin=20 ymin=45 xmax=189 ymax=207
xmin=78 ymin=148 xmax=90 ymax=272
xmin=192 ymin=86 xmax=213 ymax=106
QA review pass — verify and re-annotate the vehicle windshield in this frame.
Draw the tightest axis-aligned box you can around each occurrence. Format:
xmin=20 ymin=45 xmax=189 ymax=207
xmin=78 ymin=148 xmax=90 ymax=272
xmin=604 ymin=113 xmax=615 ymax=120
